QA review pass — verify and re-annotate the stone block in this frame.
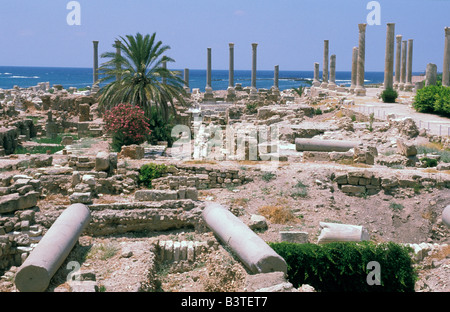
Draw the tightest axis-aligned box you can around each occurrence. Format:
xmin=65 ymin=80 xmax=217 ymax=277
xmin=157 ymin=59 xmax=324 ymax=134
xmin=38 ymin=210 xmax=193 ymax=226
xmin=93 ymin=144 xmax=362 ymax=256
xmin=341 ymin=185 xmax=366 ymax=195
xmin=396 ymin=139 xmax=417 ymax=157
xmin=279 ymin=231 xmax=309 ymax=244
xmin=185 ymin=188 xmax=198 ymax=201
xmin=95 ymin=151 xmax=110 ymax=172
xmin=69 ymin=192 xmax=93 ymax=204
xmin=134 ymin=190 xmax=178 ymax=201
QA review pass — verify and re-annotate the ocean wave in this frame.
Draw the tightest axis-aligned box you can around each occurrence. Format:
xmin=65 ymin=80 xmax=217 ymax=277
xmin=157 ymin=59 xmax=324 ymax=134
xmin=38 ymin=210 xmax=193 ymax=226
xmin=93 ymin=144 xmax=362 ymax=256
xmin=10 ymin=76 xmax=40 ymax=79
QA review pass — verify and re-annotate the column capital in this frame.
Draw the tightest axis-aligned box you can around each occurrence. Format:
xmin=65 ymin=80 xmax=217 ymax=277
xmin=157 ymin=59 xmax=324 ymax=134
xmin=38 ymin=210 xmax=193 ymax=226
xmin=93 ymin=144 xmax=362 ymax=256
xmin=358 ymin=23 xmax=367 ymax=33
xmin=93 ymin=40 xmax=99 ymax=45
xmin=396 ymin=35 xmax=402 ymax=42
xmin=229 ymin=43 xmax=234 ymax=48
xmin=445 ymin=27 xmax=450 ymax=36
xmin=252 ymin=43 xmax=258 ymax=48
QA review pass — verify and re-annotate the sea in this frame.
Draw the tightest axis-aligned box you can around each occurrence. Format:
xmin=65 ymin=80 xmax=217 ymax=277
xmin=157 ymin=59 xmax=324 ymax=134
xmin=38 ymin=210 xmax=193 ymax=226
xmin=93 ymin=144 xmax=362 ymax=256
xmin=0 ymin=66 xmax=423 ymax=92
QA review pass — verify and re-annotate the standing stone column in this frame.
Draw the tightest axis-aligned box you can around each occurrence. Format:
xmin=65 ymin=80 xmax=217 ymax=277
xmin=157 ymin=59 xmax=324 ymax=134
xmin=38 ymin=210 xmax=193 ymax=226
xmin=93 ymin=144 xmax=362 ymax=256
xmin=443 ymin=27 xmax=450 ymax=87
xmin=227 ymin=43 xmax=236 ymax=100
xmin=273 ymin=65 xmax=279 ymax=90
xmin=425 ymin=63 xmax=437 ymax=86
xmin=328 ymin=54 xmax=337 ymax=90
xmin=313 ymin=62 xmax=321 ymax=87
xmin=320 ymin=40 xmax=329 ymax=88
xmin=184 ymin=68 xmax=190 ymax=93
xmin=399 ymin=40 xmax=407 ymax=90
xmin=383 ymin=23 xmax=395 ymax=90
xmin=350 ymin=47 xmax=358 ymax=93
xmin=162 ymin=59 xmax=167 ymax=85
xmin=114 ymin=40 xmax=122 ymax=82
xmin=404 ymin=39 xmax=414 ymax=91
xmin=355 ymin=24 xmax=367 ymax=96
xmin=92 ymin=41 xmax=99 ymax=87
xmin=394 ymin=35 xmax=402 ymax=89
xmin=205 ymin=47 xmax=213 ymax=99
xmin=251 ymin=43 xmax=258 ymax=95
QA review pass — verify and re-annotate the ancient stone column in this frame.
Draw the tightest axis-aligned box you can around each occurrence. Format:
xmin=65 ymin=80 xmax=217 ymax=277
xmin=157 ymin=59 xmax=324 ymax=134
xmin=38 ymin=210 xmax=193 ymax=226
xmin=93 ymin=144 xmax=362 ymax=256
xmin=14 ymin=204 xmax=91 ymax=292
xmin=184 ymin=68 xmax=190 ymax=93
xmin=399 ymin=40 xmax=407 ymax=90
xmin=273 ymin=65 xmax=279 ymax=90
xmin=383 ymin=23 xmax=395 ymax=90
xmin=355 ymin=24 xmax=367 ymax=96
xmin=228 ymin=43 xmax=235 ymax=88
xmin=425 ymin=63 xmax=438 ymax=86
xmin=162 ymin=59 xmax=167 ymax=85
xmin=251 ymin=43 xmax=258 ymax=95
xmin=205 ymin=47 xmax=213 ymax=98
xmin=404 ymin=39 xmax=414 ymax=91
xmin=227 ymin=43 xmax=236 ymax=100
xmin=443 ymin=27 xmax=450 ymax=87
xmin=394 ymin=35 xmax=402 ymax=89
xmin=350 ymin=47 xmax=358 ymax=93
xmin=313 ymin=62 xmax=321 ymax=87
xmin=115 ymin=40 xmax=121 ymax=81
xmin=92 ymin=41 xmax=99 ymax=85
xmin=320 ymin=40 xmax=329 ymax=88
xmin=202 ymin=202 xmax=287 ymax=274
xmin=328 ymin=54 xmax=337 ymax=90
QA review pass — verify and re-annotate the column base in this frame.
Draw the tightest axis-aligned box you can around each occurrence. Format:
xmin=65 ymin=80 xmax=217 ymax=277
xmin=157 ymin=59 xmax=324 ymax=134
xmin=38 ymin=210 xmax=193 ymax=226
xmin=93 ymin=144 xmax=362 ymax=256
xmin=404 ymin=83 xmax=414 ymax=92
xmin=320 ymin=82 xmax=328 ymax=89
xmin=328 ymin=83 xmax=337 ymax=90
xmin=354 ymin=86 xmax=366 ymax=96
xmin=312 ymin=81 xmax=320 ymax=87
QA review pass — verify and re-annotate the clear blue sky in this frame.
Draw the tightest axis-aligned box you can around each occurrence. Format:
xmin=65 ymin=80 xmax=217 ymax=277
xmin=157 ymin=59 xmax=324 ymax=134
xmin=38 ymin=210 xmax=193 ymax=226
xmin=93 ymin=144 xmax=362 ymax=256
xmin=1 ymin=0 xmax=449 ymax=72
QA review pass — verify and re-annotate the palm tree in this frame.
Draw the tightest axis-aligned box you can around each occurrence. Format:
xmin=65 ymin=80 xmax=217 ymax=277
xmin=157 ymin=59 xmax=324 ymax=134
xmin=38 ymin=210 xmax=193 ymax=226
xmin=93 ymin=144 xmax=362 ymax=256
xmin=98 ymin=32 xmax=186 ymax=121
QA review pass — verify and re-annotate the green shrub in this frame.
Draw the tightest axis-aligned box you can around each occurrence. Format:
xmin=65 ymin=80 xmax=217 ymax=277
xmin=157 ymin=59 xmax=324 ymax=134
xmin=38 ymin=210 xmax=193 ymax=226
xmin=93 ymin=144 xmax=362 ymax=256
xmin=414 ymin=85 xmax=450 ymax=116
xmin=433 ymin=86 xmax=450 ymax=116
xmin=261 ymin=172 xmax=276 ymax=182
xmin=138 ymin=163 xmax=169 ymax=188
xmin=246 ymin=102 xmax=259 ymax=114
xmin=419 ymin=157 xmax=438 ymax=168
xmin=269 ymin=241 xmax=417 ymax=292
xmin=314 ymin=108 xmax=323 ymax=115
xmin=381 ymin=88 xmax=398 ymax=103
xmin=147 ymin=106 xmax=175 ymax=147
xmin=389 ymin=202 xmax=404 ymax=211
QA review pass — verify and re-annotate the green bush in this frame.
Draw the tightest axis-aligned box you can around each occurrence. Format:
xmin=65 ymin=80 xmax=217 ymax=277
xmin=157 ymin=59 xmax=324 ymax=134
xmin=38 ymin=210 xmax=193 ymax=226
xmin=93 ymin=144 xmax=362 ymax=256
xmin=147 ymin=107 xmax=175 ymax=147
xmin=420 ymin=157 xmax=438 ymax=168
xmin=138 ymin=163 xmax=169 ymax=188
xmin=269 ymin=241 xmax=417 ymax=292
xmin=381 ymin=88 xmax=398 ymax=103
xmin=414 ymin=85 xmax=450 ymax=116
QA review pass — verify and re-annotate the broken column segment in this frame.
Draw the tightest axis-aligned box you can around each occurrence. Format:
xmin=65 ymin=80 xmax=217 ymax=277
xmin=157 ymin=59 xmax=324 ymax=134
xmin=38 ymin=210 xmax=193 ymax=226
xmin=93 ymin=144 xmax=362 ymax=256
xmin=317 ymin=222 xmax=370 ymax=244
xmin=295 ymin=138 xmax=361 ymax=152
xmin=14 ymin=203 xmax=91 ymax=292
xmin=202 ymin=202 xmax=287 ymax=274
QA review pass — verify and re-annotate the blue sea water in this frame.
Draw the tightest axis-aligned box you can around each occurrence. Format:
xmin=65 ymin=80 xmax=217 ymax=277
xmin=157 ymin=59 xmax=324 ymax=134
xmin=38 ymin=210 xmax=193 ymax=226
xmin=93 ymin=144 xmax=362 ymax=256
xmin=0 ymin=66 xmax=419 ymax=92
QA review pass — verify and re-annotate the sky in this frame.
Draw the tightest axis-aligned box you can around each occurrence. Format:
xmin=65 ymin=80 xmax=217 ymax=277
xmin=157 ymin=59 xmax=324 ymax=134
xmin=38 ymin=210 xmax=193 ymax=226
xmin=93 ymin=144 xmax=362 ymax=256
xmin=0 ymin=0 xmax=449 ymax=72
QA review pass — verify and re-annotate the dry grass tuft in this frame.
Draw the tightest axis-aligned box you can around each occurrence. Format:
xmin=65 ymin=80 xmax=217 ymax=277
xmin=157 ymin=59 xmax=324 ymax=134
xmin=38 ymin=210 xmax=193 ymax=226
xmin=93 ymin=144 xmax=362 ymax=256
xmin=258 ymin=205 xmax=298 ymax=224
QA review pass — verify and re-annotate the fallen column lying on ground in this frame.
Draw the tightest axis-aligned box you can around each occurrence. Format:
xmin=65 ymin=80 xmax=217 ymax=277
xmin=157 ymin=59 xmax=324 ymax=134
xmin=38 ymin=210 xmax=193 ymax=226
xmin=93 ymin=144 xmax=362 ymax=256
xmin=14 ymin=203 xmax=91 ymax=292
xmin=443 ymin=205 xmax=450 ymax=228
xmin=202 ymin=202 xmax=287 ymax=274
xmin=295 ymin=138 xmax=361 ymax=152
xmin=317 ymin=222 xmax=370 ymax=244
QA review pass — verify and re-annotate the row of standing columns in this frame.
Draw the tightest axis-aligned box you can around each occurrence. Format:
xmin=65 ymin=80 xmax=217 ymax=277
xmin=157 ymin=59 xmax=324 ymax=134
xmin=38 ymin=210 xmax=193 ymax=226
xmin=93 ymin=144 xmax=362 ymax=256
xmin=91 ymin=25 xmax=450 ymax=95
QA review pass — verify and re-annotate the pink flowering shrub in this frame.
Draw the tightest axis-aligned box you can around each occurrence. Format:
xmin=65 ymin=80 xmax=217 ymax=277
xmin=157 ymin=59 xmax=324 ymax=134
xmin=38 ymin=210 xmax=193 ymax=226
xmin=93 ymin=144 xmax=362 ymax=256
xmin=103 ymin=103 xmax=151 ymax=151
